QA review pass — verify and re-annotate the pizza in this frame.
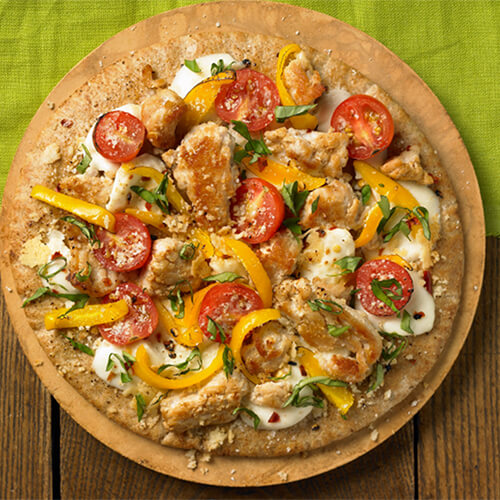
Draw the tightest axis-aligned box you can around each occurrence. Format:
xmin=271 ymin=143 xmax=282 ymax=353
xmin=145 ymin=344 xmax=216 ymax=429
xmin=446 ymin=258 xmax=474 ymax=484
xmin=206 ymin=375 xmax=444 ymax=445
xmin=6 ymin=31 xmax=463 ymax=458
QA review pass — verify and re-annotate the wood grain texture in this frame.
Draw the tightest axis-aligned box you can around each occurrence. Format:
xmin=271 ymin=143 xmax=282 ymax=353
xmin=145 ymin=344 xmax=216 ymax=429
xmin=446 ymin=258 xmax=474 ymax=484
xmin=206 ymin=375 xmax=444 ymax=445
xmin=0 ymin=285 xmax=53 ymax=500
xmin=59 ymin=408 xmax=414 ymax=498
xmin=418 ymin=237 xmax=500 ymax=499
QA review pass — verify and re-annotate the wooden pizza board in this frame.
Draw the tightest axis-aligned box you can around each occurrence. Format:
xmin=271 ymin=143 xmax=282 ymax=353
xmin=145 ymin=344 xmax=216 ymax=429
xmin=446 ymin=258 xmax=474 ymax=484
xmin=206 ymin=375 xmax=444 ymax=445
xmin=0 ymin=0 xmax=485 ymax=487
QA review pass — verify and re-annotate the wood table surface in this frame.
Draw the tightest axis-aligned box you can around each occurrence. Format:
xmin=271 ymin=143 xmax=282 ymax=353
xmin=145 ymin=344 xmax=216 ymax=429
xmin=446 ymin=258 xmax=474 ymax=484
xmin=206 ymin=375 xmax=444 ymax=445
xmin=1 ymin=237 xmax=498 ymax=499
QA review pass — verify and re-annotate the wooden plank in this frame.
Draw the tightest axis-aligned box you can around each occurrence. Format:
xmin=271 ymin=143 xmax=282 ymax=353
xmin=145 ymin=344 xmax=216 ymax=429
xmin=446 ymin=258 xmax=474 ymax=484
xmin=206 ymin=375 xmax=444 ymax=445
xmin=418 ymin=237 xmax=500 ymax=499
xmin=60 ymin=408 xmax=413 ymax=498
xmin=0 ymin=287 xmax=53 ymax=499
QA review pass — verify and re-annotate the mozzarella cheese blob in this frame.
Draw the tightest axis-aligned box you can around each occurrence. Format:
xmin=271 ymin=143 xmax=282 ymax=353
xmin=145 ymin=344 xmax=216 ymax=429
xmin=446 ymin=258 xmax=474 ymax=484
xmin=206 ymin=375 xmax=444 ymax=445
xmin=356 ymin=271 xmax=435 ymax=336
xmin=170 ymin=53 xmax=238 ymax=98
xmin=82 ymin=103 xmax=142 ymax=177
xmin=316 ymin=87 xmax=351 ymax=132
xmin=240 ymin=365 xmax=314 ymax=430
xmin=106 ymin=153 xmax=165 ymax=213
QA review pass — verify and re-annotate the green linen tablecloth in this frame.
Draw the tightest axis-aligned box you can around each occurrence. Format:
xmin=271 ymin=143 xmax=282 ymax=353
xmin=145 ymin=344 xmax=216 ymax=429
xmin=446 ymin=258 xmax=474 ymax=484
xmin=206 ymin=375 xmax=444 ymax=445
xmin=1 ymin=0 xmax=498 ymax=234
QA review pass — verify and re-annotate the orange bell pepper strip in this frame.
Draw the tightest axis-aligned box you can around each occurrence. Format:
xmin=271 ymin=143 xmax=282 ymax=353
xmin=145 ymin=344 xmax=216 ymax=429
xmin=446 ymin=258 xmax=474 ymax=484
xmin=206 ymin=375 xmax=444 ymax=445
xmin=354 ymin=161 xmax=420 ymax=248
xmin=229 ymin=308 xmax=281 ymax=384
xmin=276 ymin=44 xmax=318 ymax=130
xmin=134 ymin=343 xmax=224 ymax=390
xmin=31 ymin=185 xmax=115 ymax=232
xmin=222 ymin=237 xmax=273 ymax=307
xmin=44 ymin=300 xmax=128 ymax=330
xmin=297 ymin=347 xmax=354 ymax=415
xmin=372 ymin=254 xmax=413 ymax=271
xmin=124 ymin=208 xmax=164 ymax=229
xmin=245 ymin=158 xmax=325 ymax=191
xmin=178 ymin=70 xmax=237 ymax=135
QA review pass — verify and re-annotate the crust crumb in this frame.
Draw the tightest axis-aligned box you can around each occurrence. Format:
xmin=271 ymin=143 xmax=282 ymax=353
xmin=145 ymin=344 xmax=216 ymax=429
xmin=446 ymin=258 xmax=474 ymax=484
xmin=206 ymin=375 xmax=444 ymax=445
xmin=185 ymin=449 xmax=197 ymax=470
xmin=278 ymin=471 xmax=288 ymax=482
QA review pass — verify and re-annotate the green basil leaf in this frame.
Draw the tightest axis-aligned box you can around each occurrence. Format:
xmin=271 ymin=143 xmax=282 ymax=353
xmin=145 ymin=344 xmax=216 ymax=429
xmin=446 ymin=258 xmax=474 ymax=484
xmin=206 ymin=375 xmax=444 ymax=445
xmin=281 ymin=181 xmax=309 ymax=216
xmin=268 ymin=368 xmax=292 ymax=381
xmin=202 ymin=272 xmax=242 ymax=283
xmin=63 ymin=335 xmax=94 ymax=356
xmin=57 ymin=294 xmax=89 ymax=318
xmin=334 ymin=256 xmax=362 ymax=275
xmin=135 ymin=394 xmax=147 ymax=421
xmin=210 ymin=59 xmax=235 ymax=75
xmin=367 ymin=363 xmax=384 ymax=392
xmin=75 ymin=262 xmax=92 ymax=282
xmin=282 ymin=217 xmax=302 ymax=236
xmin=275 ymin=104 xmax=316 ymax=122
xmin=157 ymin=347 xmax=202 ymax=375
xmin=22 ymin=287 xmax=50 ymax=307
xmin=400 ymin=310 xmax=414 ymax=334
xmin=327 ymin=324 xmax=350 ymax=337
xmin=76 ymin=144 xmax=92 ymax=174
xmin=223 ymin=345 xmax=234 ymax=378
xmin=60 ymin=216 xmax=99 ymax=246
xmin=361 ymin=184 xmax=371 ymax=205
xmin=207 ymin=316 xmax=226 ymax=343
xmin=231 ymin=120 xmax=271 ymax=163
xmin=413 ymin=206 xmax=431 ymax=240
xmin=311 ymin=196 xmax=320 ymax=214
xmin=307 ymin=299 xmax=343 ymax=314
xmin=232 ymin=407 xmax=261 ymax=430
xmin=370 ymin=279 xmax=400 ymax=314
xmin=130 ymin=185 xmax=157 ymax=204
xmin=283 ymin=376 xmax=348 ymax=408
xmin=38 ymin=256 xmax=67 ymax=280
xmin=380 ymin=331 xmax=408 ymax=363
xmin=233 ymin=149 xmax=249 ymax=163
xmin=184 ymin=59 xmax=201 ymax=73
xmin=179 ymin=243 xmax=198 ymax=261
xmin=377 ymin=195 xmax=391 ymax=219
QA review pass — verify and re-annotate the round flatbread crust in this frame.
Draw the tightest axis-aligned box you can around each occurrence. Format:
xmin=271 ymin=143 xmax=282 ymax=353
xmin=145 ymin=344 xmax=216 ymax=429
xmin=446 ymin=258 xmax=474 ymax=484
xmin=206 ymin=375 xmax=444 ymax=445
xmin=6 ymin=31 xmax=463 ymax=457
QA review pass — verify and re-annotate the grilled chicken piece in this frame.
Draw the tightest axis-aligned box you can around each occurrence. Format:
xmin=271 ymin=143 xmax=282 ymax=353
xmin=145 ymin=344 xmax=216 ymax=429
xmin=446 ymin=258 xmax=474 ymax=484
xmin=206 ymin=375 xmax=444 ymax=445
xmin=67 ymin=245 xmax=128 ymax=297
xmin=264 ymin=127 xmax=348 ymax=178
xmin=300 ymin=181 xmax=361 ymax=230
xmin=160 ymin=371 xmax=250 ymax=432
xmin=241 ymin=321 xmax=292 ymax=379
xmin=380 ymin=146 xmax=433 ymax=185
xmin=141 ymin=88 xmax=186 ymax=149
xmin=282 ymin=50 xmax=325 ymax=105
xmin=254 ymin=229 xmax=302 ymax=286
xmin=139 ymin=237 xmax=209 ymax=297
xmin=248 ymin=380 xmax=293 ymax=409
xmin=172 ymin=122 xmax=238 ymax=231
xmin=274 ymin=278 xmax=382 ymax=383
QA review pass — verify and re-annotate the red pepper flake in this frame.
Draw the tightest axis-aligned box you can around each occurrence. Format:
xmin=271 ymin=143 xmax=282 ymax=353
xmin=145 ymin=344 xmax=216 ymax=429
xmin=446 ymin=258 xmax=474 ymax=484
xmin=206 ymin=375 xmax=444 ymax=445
xmin=257 ymin=156 xmax=268 ymax=171
xmin=60 ymin=118 xmax=74 ymax=128
xmin=51 ymin=251 xmax=63 ymax=260
xmin=268 ymin=411 xmax=281 ymax=423
xmin=429 ymin=173 xmax=440 ymax=184
xmin=406 ymin=216 xmax=419 ymax=230
xmin=300 ymin=365 xmax=307 ymax=377
xmin=413 ymin=311 xmax=425 ymax=320
xmin=423 ymin=270 xmax=433 ymax=294
xmin=145 ymin=202 xmax=152 ymax=211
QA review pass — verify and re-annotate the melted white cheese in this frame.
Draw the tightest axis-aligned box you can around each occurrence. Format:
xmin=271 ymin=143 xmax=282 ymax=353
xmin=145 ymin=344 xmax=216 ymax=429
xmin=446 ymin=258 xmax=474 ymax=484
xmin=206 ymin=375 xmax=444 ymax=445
xmin=316 ymin=87 xmax=351 ymax=132
xmin=299 ymin=228 xmax=355 ymax=284
xmin=43 ymin=229 xmax=80 ymax=293
xmin=82 ymin=103 xmax=142 ymax=177
xmin=355 ymin=271 xmax=435 ymax=336
xmin=105 ymin=153 xmax=165 ymax=213
xmin=240 ymin=365 xmax=313 ymax=430
xmin=170 ymin=53 xmax=238 ymax=98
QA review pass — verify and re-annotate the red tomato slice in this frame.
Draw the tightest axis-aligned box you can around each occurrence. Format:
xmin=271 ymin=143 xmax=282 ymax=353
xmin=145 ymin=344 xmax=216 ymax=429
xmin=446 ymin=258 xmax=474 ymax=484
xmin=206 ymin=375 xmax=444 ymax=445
xmin=230 ymin=178 xmax=285 ymax=244
xmin=94 ymin=213 xmax=152 ymax=272
xmin=93 ymin=110 xmax=146 ymax=162
xmin=98 ymin=283 xmax=158 ymax=346
xmin=356 ymin=259 xmax=413 ymax=316
xmin=198 ymin=283 xmax=263 ymax=343
xmin=330 ymin=95 xmax=394 ymax=160
xmin=215 ymin=69 xmax=280 ymax=131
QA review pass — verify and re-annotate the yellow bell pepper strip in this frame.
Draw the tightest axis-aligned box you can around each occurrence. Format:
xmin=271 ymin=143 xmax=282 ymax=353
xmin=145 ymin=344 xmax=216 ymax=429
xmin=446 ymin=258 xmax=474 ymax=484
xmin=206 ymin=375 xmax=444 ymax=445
xmin=373 ymin=254 xmax=413 ymax=271
xmin=124 ymin=208 xmax=164 ymax=229
xmin=353 ymin=161 xmax=420 ymax=248
xmin=245 ymin=158 xmax=325 ymax=191
xmin=178 ymin=70 xmax=237 ymax=136
xmin=222 ymin=237 xmax=273 ymax=307
xmin=44 ymin=300 xmax=128 ymax=330
xmin=190 ymin=228 xmax=216 ymax=258
xmin=229 ymin=308 xmax=281 ymax=384
xmin=297 ymin=347 xmax=354 ymax=415
xmin=276 ymin=44 xmax=318 ymax=130
xmin=121 ymin=164 xmax=190 ymax=214
xmin=31 ymin=185 xmax=116 ymax=232
xmin=134 ymin=343 xmax=224 ymax=390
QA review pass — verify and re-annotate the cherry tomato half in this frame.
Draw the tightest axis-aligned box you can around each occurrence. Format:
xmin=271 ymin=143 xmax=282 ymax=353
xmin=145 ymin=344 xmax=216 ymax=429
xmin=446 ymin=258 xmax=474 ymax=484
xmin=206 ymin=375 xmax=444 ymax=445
xmin=230 ymin=178 xmax=285 ymax=244
xmin=94 ymin=213 xmax=152 ymax=272
xmin=356 ymin=259 xmax=413 ymax=316
xmin=98 ymin=283 xmax=158 ymax=346
xmin=330 ymin=95 xmax=394 ymax=160
xmin=198 ymin=283 xmax=263 ymax=343
xmin=93 ymin=110 xmax=146 ymax=163
xmin=215 ymin=69 xmax=280 ymax=131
